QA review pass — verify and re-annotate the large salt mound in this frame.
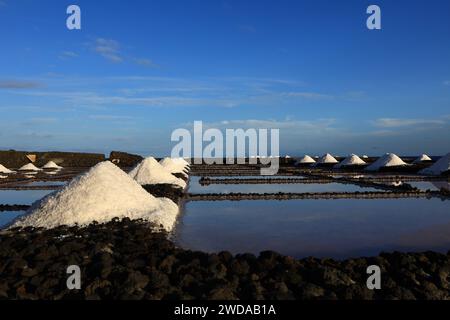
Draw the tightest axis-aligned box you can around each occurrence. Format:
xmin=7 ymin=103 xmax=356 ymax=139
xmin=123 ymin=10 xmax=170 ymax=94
xmin=413 ymin=154 xmax=432 ymax=164
xmin=296 ymin=155 xmax=316 ymax=164
xmin=129 ymin=157 xmax=186 ymax=188
xmin=18 ymin=163 xmax=42 ymax=171
xmin=334 ymin=154 xmax=366 ymax=168
xmin=420 ymin=153 xmax=450 ymax=176
xmin=42 ymin=161 xmax=63 ymax=169
xmin=159 ymin=157 xmax=189 ymax=175
xmin=11 ymin=161 xmax=179 ymax=231
xmin=365 ymin=153 xmax=407 ymax=171
xmin=317 ymin=153 xmax=339 ymax=164
xmin=0 ymin=164 xmax=15 ymax=174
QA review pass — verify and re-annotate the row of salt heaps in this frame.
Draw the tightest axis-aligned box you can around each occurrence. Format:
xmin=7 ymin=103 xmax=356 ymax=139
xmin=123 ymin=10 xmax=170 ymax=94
xmin=295 ymin=152 xmax=450 ymax=175
xmin=10 ymin=157 xmax=190 ymax=232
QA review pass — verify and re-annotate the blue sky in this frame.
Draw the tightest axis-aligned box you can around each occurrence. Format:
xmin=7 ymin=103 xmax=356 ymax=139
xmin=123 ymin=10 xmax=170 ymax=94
xmin=0 ymin=0 xmax=449 ymax=156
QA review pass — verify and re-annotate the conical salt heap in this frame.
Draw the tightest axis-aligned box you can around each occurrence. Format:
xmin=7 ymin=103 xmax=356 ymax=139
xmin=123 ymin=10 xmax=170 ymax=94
xmin=317 ymin=153 xmax=339 ymax=164
xmin=159 ymin=157 xmax=189 ymax=176
xmin=11 ymin=161 xmax=179 ymax=231
xmin=335 ymin=154 xmax=366 ymax=168
xmin=420 ymin=153 xmax=450 ymax=176
xmin=129 ymin=157 xmax=186 ymax=188
xmin=296 ymin=155 xmax=316 ymax=164
xmin=365 ymin=153 xmax=407 ymax=171
xmin=18 ymin=163 xmax=42 ymax=171
xmin=413 ymin=154 xmax=432 ymax=164
xmin=42 ymin=161 xmax=63 ymax=169
xmin=0 ymin=164 xmax=15 ymax=174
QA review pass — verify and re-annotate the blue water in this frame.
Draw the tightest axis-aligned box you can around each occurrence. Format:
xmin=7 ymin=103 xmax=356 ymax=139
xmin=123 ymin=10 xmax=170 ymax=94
xmin=188 ymin=176 xmax=382 ymax=194
xmin=0 ymin=189 xmax=54 ymax=205
xmin=0 ymin=211 xmax=26 ymax=228
xmin=176 ymin=198 xmax=450 ymax=259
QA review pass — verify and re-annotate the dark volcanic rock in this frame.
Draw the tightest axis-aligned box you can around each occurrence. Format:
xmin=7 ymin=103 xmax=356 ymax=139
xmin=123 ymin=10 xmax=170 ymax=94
xmin=0 ymin=219 xmax=449 ymax=300
xmin=142 ymin=184 xmax=184 ymax=203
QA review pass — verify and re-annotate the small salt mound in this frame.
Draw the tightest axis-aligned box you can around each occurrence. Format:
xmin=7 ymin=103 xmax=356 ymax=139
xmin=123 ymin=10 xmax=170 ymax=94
xmin=317 ymin=153 xmax=339 ymax=164
xmin=362 ymin=155 xmax=369 ymax=159
xmin=335 ymin=154 xmax=366 ymax=168
xmin=296 ymin=155 xmax=316 ymax=164
xmin=130 ymin=157 xmax=186 ymax=188
xmin=159 ymin=157 xmax=189 ymax=175
xmin=18 ymin=163 xmax=42 ymax=171
xmin=420 ymin=153 xmax=450 ymax=176
xmin=11 ymin=161 xmax=179 ymax=231
xmin=0 ymin=175 xmax=7 ymax=179
xmin=413 ymin=154 xmax=432 ymax=164
xmin=0 ymin=164 xmax=15 ymax=174
xmin=42 ymin=161 xmax=63 ymax=169
xmin=365 ymin=153 xmax=408 ymax=171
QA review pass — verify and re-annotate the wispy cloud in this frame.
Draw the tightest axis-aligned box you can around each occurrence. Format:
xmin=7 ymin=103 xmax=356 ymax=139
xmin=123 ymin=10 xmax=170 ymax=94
xmin=93 ymin=38 xmax=122 ymax=63
xmin=133 ymin=58 xmax=158 ymax=68
xmin=0 ymin=80 xmax=41 ymax=89
xmin=88 ymin=115 xmax=134 ymax=121
xmin=0 ymin=1 xmax=6 ymax=7
xmin=372 ymin=118 xmax=446 ymax=128
xmin=239 ymin=25 xmax=256 ymax=33
xmin=21 ymin=117 xmax=58 ymax=126
xmin=444 ymin=80 xmax=450 ymax=86
xmin=281 ymin=92 xmax=334 ymax=100
xmin=59 ymin=51 xmax=78 ymax=60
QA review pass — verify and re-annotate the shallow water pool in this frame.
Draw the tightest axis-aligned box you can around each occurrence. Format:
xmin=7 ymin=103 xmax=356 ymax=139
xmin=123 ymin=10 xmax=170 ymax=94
xmin=188 ymin=176 xmax=382 ymax=194
xmin=175 ymin=198 xmax=450 ymax=259
xmin=0 ymin=189 xmax=54 ymax=205
xmin=0 ymin=211 xmax=26 ymax=228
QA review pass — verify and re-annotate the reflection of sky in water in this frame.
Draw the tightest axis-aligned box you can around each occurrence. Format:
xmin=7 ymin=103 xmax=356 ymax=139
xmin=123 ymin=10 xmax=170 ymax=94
xmin=0 ymin=211 xmax=26 ymax=228
xmin=188 ymin=177 xmax=381 ymax=194
xmin=0 ymin=190 xmax=54 ymax=205
xmin=175 ymin=198 xmax=450 ymax=259
xmin=23 ymin=181 xmax=67 ymax=187
xmin=204 ymin=175 xmax=306 ymax=180
xmin=406 ymin=181 xmax=450 ymax=191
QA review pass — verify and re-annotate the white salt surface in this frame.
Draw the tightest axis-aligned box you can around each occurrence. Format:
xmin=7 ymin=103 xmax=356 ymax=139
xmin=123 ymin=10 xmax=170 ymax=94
xmin=296 ymin=155 xmax=316 ymax=164
xmin=159 ymin=157 xmax=189 ymax=175
xmin=335 ymin=154 xmax=366 ymax=168
xmin=413 ymin=154 xmax=432 ymax=163
xmin=365 ymin=153 xmax=408 ymax=171
xmin=42 ymin=161 xmax=63 ymax=169
xmin=317 ymin=153 xmax=339 ymax=164
xmin=18 ymin=163 xmax=42 ymax=171
xmin=0 ymin=164 xmax=15 ymax=174
xmin=130 ymin=157 xmax=186 ymax=188
xmin=12 ymin=161 xmax=179 ymax=231
xmin=420 ymin=153 xmax=450 ymax=176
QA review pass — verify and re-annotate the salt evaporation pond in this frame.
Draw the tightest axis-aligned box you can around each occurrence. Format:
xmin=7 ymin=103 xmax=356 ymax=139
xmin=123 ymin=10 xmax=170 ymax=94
xmin=188 ymin=176 xmax=382 ymax=194
xmin=406 ymin=181 xmax=450 ymax=192
xmin=175 ymin=198 xmax=450 ymax=259
xmin=0 ymin=189 xmax=55 ymax=205
xmin=23 ymin=181 xmax=67 ymax=187
xmin=0 ymin=211 xmax=26 ymax=228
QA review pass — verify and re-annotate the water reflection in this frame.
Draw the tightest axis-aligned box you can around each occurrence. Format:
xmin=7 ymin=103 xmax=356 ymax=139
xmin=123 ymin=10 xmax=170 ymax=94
xmin=0 ymin=189 xmax=54 ymax=205
xmin=175 ymin=198 xmax=450 ymax=259
xmin=0 ymin=211 xmax=26 ymax=228
xmin=188 ymin=177 xmax=381 ymax=194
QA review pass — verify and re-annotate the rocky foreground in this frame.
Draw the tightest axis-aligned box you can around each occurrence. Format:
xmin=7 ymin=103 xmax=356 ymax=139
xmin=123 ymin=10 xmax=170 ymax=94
xmin=0 ymin=219 xmax=449 ymax=300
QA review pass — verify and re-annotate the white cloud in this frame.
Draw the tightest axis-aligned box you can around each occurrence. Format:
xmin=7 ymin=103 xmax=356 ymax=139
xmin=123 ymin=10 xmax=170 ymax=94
xmin=93 ymin=38 xmax=122 ymax=63
xmin=0 ymin=80 xmax=41 ymax=89
xmin=372 ymin=118 xmax=446 ymax=128
xmin=133 ymin=58 xmax=158 ymax=68
xmin=281 ymin=92 xmax=334 ymax=100
xmin=444 ymin=80 xmax=450 ymax=86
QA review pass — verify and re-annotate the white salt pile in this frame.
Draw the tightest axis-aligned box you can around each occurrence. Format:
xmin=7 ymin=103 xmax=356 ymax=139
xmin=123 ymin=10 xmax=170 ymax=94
xmin=296 ymin=155 xmax=316 ymax=164
xmin=420 ymin=153 xmax=450 ymax=176
xmin=365 ymin=153 xmax=408 ymax=171
xmin=362 ymin=155 xmax=369 ymax=159
xmin=42 ymin=161 xmax=63 ymax=169
xmin=159 ymin=157 xmax=189 ymax=175
xmin=130 ymin=157 xmax=186 ymax=188
xmin=413 ymin=154 xmax=432 ymax=164
xmin=0 ymin=164 xmax=15 ymax=174
xmin=334 ymin=154 xmax=366 ymax=168
xmin=18 ymin=163 xmax=42 ymax=171
xmin=0 ymin=175 xmax=7 ymax=179
xmin=11 ymin=161 xmax=179 ymax=231
xmin=317 ymin=153 xmax=339 ymax=164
